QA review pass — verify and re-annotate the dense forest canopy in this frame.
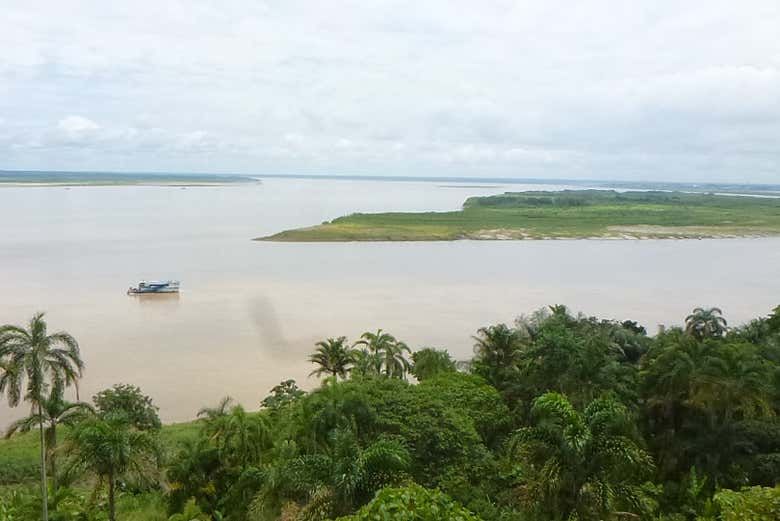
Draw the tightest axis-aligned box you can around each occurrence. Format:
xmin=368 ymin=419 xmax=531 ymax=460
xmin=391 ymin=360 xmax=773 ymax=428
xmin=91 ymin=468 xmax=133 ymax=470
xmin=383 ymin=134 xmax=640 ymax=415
xmin=1 ymin=304 xmax=780 ymax=520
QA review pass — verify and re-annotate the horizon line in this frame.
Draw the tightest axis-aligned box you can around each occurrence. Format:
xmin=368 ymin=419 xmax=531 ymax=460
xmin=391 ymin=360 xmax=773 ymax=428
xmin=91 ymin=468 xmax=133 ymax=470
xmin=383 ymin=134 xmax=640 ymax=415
xmin=1 ymin=168 xmax=779 ymax=189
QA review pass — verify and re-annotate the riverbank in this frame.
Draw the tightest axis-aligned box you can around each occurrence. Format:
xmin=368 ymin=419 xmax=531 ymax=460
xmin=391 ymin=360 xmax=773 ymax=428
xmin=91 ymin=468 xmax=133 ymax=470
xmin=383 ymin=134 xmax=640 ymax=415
xmin=258 ymin=190 xmax=780 ymax=241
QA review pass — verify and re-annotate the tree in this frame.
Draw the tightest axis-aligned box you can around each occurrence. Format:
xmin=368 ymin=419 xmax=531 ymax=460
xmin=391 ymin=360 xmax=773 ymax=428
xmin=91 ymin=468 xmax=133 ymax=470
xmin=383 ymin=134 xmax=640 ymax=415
xmin=640 ymin=329 xmax=708 ymax=479
xmin=509 ymin=393 xmax=654 ymax=520
xmin=693 ymin=343 xmax=774 ymax=424
xmin=198 ymin=396 xmax=234 ymax=424
xmin=417 ymin=372 xmax=510 ymax=448
xmin=4 ymin=384 xmax=94 ymax=490
xmin=710 ymin=485 xmax=780 ymax=521
xmin=767 ymin=305 xmax=780 ymax=334
xmin=349 ymin=348 xmax=383 ymax=378
xmin=309 ymin=337 xmax=353 ymax=380
xmin=93 ymin=383 xmax=161 ymax=431
xmin=411 ymin=348 xmax=457 ymax=381
xmin=336 ymin=483 xmax=483 ymax=521
xmin=166 ymin=436 xmax=222 ymax=516
xmin=251 ymin=428 xmax=410 ymax=520
xmin=686 ymin=307 xmax=728 ymax=340
xmin=354 ymin=330 xmax=412 ymax=379
xmin=218 ymin=405 xmax=271 ymax=471
xmin=0 ymin=312 xmax=84 ymax=521
xmin=198 ymin=398 xmax=270 ymax=470
xmin=381 ymin=341 xmax=412 ymax=379
xmin=63 ymin=414 xmax=160 ymax=521
xmin=471 ymin=323 xmax=523 ymax=393
xmin=355 ymin=329 xmax=397 ymax=357
xmin=641 ymin=328 xmax=778 ymax=486
xmin=261 ymin=379 xmax=306 ymax=411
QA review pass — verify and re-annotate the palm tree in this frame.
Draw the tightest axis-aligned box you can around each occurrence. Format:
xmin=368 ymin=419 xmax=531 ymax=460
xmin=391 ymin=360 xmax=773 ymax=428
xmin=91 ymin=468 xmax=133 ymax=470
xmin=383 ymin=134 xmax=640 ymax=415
xmin=5 ymin=384 xmax=94 ymax=490
xmin=354 ymin=330 xmax=411 ymax=379
xmin=685 ymin=307 xmax=728 ymax=340
xmin=197 ymin=395 xmax=236 ymax=443
xmin=381 ymin=341 xmax=411 ymax=379
xmin=166 ymin=435 xmax=221 ymax=514
xmin=471 ymin=323 xmax=522 ymax=391
xmin=349 ymin=348 xmax=382 ymax=378
xmin=309 ymin=337 xmax=353 ymax=380
xmin=63 ymin=415 xmax=160 ymax=521
xmin=198 ymin=396 xmax=234 ymax=424
xmin=219 ymin=404 xmax=271 ymax=470
xmin=353 ymin=330 xmax=395 ymax=376
xmin=509 ymin=392 xmax=653 ymax=520
xmin=0 ymin=313 xmax=84 ymax=521
xmin=198 ymin=398 xmax=270 ymax=470
xmin=250 ymin=428 xmax=410 ymax=520
xmin=693 ymin=343 xmax=774 ymax=423
xmin=355 ymin=329 xmax=397 ymax=356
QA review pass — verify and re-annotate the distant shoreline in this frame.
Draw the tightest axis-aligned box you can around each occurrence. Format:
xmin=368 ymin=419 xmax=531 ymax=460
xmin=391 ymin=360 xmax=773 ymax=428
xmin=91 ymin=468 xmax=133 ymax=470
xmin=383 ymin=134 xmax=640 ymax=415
xmin=0 ymin=170 xmax=259 ymax=187
xmin=0 ymin=181 xmax=257 ymax=187
xmin=2 ymin=170 xmax=779 ymax=195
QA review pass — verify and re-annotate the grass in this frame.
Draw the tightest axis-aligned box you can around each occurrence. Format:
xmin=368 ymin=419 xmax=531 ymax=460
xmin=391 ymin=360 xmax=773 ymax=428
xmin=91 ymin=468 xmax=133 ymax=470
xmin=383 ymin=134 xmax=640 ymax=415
xmin=0 ymin=421 xmax=201 ymax=518
xmin=0 ymin=420 xmax=201 ymax=485
xmin=258 ymin=190 xmax=780 ymax=241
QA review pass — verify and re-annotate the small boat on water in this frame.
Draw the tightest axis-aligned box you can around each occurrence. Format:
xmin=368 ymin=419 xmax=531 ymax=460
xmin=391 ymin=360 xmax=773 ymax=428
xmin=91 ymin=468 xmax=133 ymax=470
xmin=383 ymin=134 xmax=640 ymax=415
xmin=127 ymin=280 xmax=180 ymax=295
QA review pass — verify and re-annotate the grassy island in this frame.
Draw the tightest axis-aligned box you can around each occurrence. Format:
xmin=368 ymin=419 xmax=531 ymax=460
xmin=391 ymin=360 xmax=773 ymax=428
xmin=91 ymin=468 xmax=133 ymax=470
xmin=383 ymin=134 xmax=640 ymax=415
xmin=259 ymin=189 xmax=780 ymax=241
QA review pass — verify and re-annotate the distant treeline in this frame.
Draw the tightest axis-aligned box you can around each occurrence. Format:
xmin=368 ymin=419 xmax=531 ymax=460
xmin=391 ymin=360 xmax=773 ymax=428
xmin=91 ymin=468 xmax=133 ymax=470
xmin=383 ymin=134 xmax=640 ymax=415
xmin=463 ymin=189 xmax=779 ymax=208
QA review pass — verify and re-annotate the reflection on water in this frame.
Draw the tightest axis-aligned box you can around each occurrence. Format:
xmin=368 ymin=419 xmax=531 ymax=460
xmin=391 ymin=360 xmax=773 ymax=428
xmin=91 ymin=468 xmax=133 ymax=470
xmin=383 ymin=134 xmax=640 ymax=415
xmin=131 ymin=293 xmax=182 ymax=305
xmin=1 ymin=178 xmax=778 ymax=427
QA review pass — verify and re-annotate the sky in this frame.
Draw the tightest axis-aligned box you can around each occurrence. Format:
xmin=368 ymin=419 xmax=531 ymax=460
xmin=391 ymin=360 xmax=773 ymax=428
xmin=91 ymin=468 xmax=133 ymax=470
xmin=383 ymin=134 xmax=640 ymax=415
xmin=1 ymin=1 xmax=779 ymax=182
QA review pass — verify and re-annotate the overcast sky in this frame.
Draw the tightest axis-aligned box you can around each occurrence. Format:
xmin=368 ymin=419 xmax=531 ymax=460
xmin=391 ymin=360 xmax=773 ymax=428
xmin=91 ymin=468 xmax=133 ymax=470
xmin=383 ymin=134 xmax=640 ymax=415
xmin=2 ymin=1 xmax=779 ymax=182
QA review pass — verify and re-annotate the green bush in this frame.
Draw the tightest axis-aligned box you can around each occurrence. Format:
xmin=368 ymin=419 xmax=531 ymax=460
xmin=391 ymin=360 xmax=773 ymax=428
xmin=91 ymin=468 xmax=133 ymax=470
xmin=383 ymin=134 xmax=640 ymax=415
xmin=707 ymin=486 xmax=780 ymax=521
xmin=335 ymin=484 xmax=482 ymax=521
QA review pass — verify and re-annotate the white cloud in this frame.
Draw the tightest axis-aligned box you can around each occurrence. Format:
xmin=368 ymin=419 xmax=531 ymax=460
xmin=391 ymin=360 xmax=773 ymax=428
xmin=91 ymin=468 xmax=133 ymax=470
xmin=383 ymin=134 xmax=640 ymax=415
xmin=0 ymin=1 xmax=779 ymax=182
xmin=57 ymin=116 xmax=100 ymax=140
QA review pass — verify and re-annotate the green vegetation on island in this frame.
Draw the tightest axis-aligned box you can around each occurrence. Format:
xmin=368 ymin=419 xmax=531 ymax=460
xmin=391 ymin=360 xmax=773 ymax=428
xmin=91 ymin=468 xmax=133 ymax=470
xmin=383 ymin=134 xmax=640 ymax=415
xmin=259 ymin=190 xmax=780 ymax=241
xmin=3 ymin=305 xmax=780 ymax=520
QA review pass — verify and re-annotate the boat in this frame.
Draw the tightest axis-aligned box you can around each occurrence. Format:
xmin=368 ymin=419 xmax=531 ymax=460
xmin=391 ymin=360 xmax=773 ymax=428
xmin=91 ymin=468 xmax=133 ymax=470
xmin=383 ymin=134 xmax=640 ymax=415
xmin=127 ymin=280 xmax=180 ymax=295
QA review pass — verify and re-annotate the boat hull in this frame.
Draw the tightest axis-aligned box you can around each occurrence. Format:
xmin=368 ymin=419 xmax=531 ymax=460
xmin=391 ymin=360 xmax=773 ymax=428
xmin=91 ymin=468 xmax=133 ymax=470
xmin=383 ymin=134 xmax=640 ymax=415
xmin=127 ymin=280 xmax=180 ymax=295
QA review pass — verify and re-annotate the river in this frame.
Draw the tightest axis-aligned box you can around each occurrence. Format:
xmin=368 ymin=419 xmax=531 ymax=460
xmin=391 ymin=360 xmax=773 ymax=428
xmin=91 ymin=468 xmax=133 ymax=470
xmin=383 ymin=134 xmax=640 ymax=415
xmin=1 ymin=177 xmax=778 ymax=425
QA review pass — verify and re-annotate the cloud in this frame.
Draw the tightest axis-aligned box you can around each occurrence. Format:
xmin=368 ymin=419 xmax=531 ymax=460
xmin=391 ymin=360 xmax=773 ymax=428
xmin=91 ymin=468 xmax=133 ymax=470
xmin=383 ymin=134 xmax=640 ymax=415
xmin=1 ymin=1 xmax=779 ymax=182
xmin=57 ymin=115 xmax=100 ymax=140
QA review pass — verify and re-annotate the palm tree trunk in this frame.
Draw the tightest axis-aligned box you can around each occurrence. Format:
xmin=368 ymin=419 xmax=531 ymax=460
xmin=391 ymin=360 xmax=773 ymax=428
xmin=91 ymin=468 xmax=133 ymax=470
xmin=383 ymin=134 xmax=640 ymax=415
xmin=38 ymin=403 xmax=49 ymax=521
xmin=108 ymin=470 xmax=116 ymax=521
xmin=49 ymin=422 xmax=57 ymax=491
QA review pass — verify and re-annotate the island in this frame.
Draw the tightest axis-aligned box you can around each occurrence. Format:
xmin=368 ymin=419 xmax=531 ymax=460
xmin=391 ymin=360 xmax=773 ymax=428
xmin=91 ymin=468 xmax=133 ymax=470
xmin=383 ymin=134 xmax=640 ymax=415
xmin=258 ymin=190 xmax=780 ymax=241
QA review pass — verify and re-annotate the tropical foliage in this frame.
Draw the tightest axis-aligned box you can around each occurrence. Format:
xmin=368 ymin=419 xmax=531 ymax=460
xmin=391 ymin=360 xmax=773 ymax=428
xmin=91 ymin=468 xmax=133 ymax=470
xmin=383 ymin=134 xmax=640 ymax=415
xmin=93 ymin=383 xmax=162 ymax=431
xmin=508 ymin=392 xmax=653 ymax=520
xmin=4 ymin=384 xmax=94 ymax=489
xmin=2 ymin=304 xmax=780 ymax=521
xmin=308 ymin=338 xmax=353 ymax=380
xmin=62 ymin=413 xmax=161 ymax=521
xmin=0 ymin=312 xmax=84 ymax=521
xmin=336 ymin=484 xmax=483 ymax=521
